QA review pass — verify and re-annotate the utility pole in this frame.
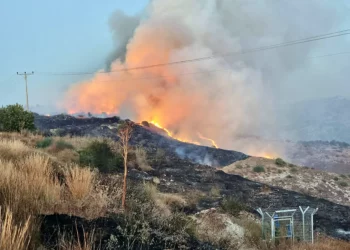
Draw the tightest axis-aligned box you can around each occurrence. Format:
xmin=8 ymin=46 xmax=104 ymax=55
xmin=17 ymin=71 xmax=34 ymax=111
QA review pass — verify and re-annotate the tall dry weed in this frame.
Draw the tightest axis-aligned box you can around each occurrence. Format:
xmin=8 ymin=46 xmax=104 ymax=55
xmin=0 ymin=154 xmax=62 ymax=220
xmin=0 ymin=206 xmax=32 ymax=250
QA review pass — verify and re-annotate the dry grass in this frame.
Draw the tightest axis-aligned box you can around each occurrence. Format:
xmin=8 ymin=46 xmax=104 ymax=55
xmin=0 ymin=154 xmax=62 ymax=220
xmin=135 ymin=147 xmax=153 ymax=171
xmin=64 ymin=165 xmax=95 ymax=200
xmin=58 ymin=136 xmax=107 ymax=152
xmin=222 ymin=156 xmax=350 ymax=206
xmin=0 ymin=132 xmax=42 ymax=148
xmin=144 ymin=183 xmax=186 ymax=216
xmin=58 ymin=228 xmax=98 ymax=250
xmin=56 ymin=149 xmax=80 ymax=163
xmin=289 ymin=237 xmax=350 ymax=250
xmin=0 ymin=206 xmax=32 ymax=250
xmin=0 ymin=139 xmax=31 ymax=161
xmin=193 ymin=210 xmax=244 ymax=249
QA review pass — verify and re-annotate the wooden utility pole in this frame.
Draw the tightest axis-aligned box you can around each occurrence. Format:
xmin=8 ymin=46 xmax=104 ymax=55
xmin=17 ymin=71 xmax=34 ymax=111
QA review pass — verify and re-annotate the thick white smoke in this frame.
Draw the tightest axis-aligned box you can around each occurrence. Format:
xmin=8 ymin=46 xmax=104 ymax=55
xmin=63 ymin=0 xmax=348 ymax=156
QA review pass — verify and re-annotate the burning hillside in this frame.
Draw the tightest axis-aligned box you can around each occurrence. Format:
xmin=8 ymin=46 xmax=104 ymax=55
xmin=60 ymin=0 xmax=337 ymax=158
xmin=62 ymin=0 xmax=267 ymax=151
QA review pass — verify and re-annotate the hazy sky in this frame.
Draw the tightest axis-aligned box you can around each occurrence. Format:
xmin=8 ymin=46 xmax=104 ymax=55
xmin=0 ymin=0 xmax=148 ymax=108
xmin=1 ymin=0 xmax=350 ymax=110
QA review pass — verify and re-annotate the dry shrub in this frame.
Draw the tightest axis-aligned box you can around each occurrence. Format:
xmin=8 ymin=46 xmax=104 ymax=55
xmin=59 ymin=137 xmax=106 ymax=152
xmin=240 ymin=220 xmax=265 ymax=248
xmin=289 ymin=236 xmax=350 ymax=250
xmin=0 ymin=139 xmax=31 ymax=161
xmin=144 ymin=183 xmax=186 ymax=216
xmin=135 ymin=147 xmax=153 ymax=171
xmin=58 ymin=228 xmax=98 ymax=250
xmin=194 ymin=210 xmax=244 ymax=249
xmin=0 ymin=206 xmax=32 ymax=250
xmin=64 ymin=165 xmax=95 ymax=200
xmin=158 ymin=193 xmax=187 ymax=208
xmin=56 ymin=149 xmax=80 ymax=163
xmin=54 ymin=166 xmax=107 ymax=219
xmin=0 ymin=154 xmax=62 ymax=220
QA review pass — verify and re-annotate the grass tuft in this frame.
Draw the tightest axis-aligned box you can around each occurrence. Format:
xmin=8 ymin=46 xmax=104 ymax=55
xmin=64 ymin=165 xmax=95 ymax=200
xmin=0 ymin=206 xmax=32 ymax=250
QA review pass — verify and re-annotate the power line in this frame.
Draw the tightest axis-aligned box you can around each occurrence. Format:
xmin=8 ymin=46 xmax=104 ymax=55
xmin=36 ymin=28 xmax=350 ymax=76
xmin=34 ymin=50 xmax=350 ymax=85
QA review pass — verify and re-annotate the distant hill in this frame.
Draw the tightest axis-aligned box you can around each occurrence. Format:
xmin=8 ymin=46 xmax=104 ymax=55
xmin=277 ymin=96 xmax=350 ymax=143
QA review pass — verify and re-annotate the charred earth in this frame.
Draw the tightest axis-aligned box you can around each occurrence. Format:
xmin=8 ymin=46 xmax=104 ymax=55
xmin=34 ymin=114 xmax=350 ymax=247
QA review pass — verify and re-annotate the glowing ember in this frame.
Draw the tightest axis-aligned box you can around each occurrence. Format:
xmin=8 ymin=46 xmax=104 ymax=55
xmin=149 ymin=120 xmax=201 ymax=145
xmin=263 ymin=154 xmax=274 ymax=159
xmin=254 ymin=153 xmax=277 ymax=159
xmin=197 ymin=132 xmax=218 ymax=148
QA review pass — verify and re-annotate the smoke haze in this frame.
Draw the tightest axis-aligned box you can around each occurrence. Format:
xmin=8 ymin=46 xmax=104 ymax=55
xmin=63 ymin=0 xmax=350 ymax=156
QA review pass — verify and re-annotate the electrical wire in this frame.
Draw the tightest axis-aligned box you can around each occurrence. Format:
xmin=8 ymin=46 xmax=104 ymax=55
xmin=35 ymin=28 xmax=350 ymax=76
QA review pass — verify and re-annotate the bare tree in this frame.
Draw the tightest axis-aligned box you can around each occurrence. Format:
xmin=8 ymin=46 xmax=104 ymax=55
xmin=117 ymin=121 xmax=133 ymax=210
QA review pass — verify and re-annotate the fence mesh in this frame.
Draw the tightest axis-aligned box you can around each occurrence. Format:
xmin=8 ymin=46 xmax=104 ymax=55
xmin=257 ymin=206 xmax=318 ymax=243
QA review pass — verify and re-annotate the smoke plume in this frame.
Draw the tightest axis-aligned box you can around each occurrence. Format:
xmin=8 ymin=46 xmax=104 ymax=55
xmin=63 ymin=0 xmax=347 ymax=156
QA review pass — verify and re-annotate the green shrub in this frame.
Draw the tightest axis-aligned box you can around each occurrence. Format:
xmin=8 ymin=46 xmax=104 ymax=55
xmin=289 ymin=164 xmax=297 ymax=168
xmin=338 ymin=181 xmax=348 ymax=187
xmin=0 ymin=104 xmax=35 ymax=132
xmin=333 ymin=177 xmax=339 ymax=181
xmin=235 ymin=164 xmax=243 ymax=169
xmin=55 ymin=140 xmax=74 ymax=151
xmin=290 ymin=168 xmax=298 ymax=173
xmin=36 ymin=137 xmax=53 ymax=148
xmin=253 ymin=165 xmax=265 ymax=173
xmin=340 ymin=174 xmax=347 ymax=179
xmin=286 ymin=175 xmax=293 ymax=179
xmin=278 ymin=170 xmax=283 ymax=174
xmin=79 ymin=140 xmax=123 ymax=173
xmin=275 ymin=158 xmax=286 ymax=166
xmin=221 ymin=197 xmax=246 ymax=216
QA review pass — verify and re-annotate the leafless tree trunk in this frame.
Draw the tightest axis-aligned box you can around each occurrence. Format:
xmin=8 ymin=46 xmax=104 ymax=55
xmin=117 ymin=121 xmax=133 ymax=211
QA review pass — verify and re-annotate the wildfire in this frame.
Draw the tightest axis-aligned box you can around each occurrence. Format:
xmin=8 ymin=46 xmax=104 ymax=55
xmin=197 ymin=132 xmax=218 ymax=148
xmin=254 ymin=153 xmax=277 ymax=159
xmin=148 ymin=120 xmax=218 ymax=148
xmin=149 ymin=120 xmax=201 ymax=145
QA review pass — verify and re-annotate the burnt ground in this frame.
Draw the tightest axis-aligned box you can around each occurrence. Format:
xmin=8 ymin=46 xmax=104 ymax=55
xmin=34 ymin=114 xmax=248 ymax=166
xmin=34 ymin=114 xmax=350 ymax=243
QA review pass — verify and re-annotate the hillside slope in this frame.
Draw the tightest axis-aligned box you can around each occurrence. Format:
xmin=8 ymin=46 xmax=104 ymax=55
xmin=222 ymin=157 xmax=350 ymax=206
xmin=278 ymin=96 xmax=350 ymax=143
xmin=32 ymin=114 xmax=350 ymax=241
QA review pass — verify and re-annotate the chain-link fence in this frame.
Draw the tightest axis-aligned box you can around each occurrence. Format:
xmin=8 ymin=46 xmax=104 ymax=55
xmin=257 ymin=206 xmax=318 ymax=243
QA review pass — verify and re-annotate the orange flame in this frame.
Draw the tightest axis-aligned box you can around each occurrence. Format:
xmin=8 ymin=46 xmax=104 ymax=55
xmin=254 ymin=153 xmax=277 ymax=159
xmin=197 ymin=132 xmax=218 ymax=148
xmin=149 ymin=120 xmax=201 ymax=145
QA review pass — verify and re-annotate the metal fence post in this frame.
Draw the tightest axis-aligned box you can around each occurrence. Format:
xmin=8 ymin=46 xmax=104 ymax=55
xmin=311 ymin=208 xmax=319 ymax=244
xmin=299 ymin=206 xmax=309 ymax=241
xmin=257 ymin=208 xmax=265 ymax=239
